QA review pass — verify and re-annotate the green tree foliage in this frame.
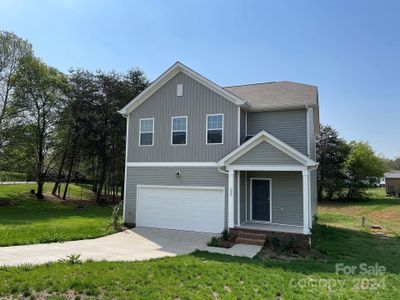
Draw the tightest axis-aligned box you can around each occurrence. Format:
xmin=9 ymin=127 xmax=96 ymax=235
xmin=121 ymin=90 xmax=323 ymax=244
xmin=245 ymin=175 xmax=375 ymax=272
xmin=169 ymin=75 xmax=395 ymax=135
xmin=54 ymin=68 xmax=148 ymax=203
xmin=10 ymin=56 xmax=69 ymax=198
xmin=317 ymin=126 xmax=388 ymax=200
xmin=0 ymin=31 xmax=32 ymax=151
xmin=345 ymin=142 xmax=388 ymax=198
xmin=316 ymin=125 xmax=351 ymax=200
xmin=382 ymin=157 xmax=400 ymax=170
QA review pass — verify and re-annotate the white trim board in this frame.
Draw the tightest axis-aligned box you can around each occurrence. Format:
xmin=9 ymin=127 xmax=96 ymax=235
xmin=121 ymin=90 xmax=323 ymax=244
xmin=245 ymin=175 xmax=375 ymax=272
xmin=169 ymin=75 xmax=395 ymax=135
xmin=227 ymin=165 xmax=307 ymax=172
xmin=118 ymin=62 xmax=248 ymax=115
xmin=126 ymin=162 xmax=219 ymax=167
xmin=122 ymin=116 xmax=129 ymax=223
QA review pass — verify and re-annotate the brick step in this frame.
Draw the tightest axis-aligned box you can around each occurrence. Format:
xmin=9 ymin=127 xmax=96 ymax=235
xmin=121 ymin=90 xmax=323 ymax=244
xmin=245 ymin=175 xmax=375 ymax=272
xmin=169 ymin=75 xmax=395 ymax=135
xmin=232 ymin=228 xmax=268 ymax=235
xmin=237 ymin=232 xmax=267 ymax=240
xmin=235 ymin=237 xmax=265 ymax=246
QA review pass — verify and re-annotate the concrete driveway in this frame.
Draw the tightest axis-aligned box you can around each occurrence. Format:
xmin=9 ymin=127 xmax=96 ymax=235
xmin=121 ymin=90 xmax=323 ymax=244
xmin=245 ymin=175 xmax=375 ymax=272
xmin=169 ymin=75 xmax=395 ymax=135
xmin=0 ymin=228 xmax=214 ymax=266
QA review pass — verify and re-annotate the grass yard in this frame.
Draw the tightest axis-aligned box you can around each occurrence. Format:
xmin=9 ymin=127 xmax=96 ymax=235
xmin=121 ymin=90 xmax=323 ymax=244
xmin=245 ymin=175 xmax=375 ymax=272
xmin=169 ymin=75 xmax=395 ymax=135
xmin=0 ymin=171 xmax=27 ymax=182
xmin=318 ymin=188 xmax=400 ymax=236
xmin=0 ymin=183 xmax=115 ymax=246
xmin=0 ymin=187 xmax=399 ymax=298
xmin=0 ymin=224 xmax=399 ymax=299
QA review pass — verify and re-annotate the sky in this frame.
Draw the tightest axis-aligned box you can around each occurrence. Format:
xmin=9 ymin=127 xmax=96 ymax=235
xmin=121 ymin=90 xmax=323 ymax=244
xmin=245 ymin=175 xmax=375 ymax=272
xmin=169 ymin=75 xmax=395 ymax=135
xmin=1 ymin=0 xmax=399 ymax=158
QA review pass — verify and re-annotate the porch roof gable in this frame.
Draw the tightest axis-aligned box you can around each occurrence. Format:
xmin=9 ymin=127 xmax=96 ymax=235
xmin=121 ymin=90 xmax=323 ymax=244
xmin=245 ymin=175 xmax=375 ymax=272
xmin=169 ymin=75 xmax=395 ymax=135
xmin=218 ymin=130 xmax=318 ymax=167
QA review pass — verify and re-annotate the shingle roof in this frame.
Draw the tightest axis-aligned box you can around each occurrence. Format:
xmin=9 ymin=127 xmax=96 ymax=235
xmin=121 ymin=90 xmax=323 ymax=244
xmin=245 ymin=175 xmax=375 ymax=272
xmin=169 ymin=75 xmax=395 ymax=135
xmin=385 ymin=171 xmax=400 ymax=179
xmin=224 ymin=81 xmax=318 ymax=110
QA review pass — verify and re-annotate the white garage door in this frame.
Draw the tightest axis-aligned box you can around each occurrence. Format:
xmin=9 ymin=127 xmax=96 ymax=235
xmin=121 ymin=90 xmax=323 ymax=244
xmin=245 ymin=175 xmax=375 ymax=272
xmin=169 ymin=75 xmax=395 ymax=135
xmin=136 ymin=185 xmax=225 ymax=233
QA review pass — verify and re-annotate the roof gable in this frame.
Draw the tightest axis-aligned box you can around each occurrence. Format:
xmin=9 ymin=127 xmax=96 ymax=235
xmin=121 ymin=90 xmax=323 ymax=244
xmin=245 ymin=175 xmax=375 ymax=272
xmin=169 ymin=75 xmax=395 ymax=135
xmin=118 ymin=62 xmax=247 ymax=115
xmin=218 ymin=130 xmax=317 ymax=167
xmin=232 ymin=141 xmax=302 ymax=166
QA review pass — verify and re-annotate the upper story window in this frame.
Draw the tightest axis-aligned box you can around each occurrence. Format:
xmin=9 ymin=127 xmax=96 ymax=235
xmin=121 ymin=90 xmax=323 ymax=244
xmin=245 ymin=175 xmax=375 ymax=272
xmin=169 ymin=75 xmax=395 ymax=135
xmin=171 ymin=116 xmax=187 ymax=145
xmin=207 ymin=114 xmax=224 ymax=144
xmin=139 ymin=118 xmax=154 ymax=146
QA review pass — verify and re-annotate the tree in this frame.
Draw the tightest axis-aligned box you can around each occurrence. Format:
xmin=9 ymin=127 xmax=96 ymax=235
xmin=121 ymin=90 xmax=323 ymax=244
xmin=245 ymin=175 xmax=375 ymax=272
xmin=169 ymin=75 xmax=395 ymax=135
xmin=345 ymin=142 xmax=388 ymax=198
xmin=10 ymin=56 xmax=69 ymax=198
xmin=0 ymin=31 xmax=32 ymax=137
xmin=316 ymin=125 xmax=351 ymax=200
xmin=382 ymin=157 xmax=400 ymax=170
xmin=51 ymin=68 xmax=148 ymax=203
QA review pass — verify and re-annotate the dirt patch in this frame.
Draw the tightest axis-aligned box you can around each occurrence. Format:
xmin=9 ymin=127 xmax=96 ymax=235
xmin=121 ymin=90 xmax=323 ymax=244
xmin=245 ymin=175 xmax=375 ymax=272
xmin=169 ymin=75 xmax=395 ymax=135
xmin=0 ymin=200 xmax=17 ymax=207
xmin=319 ymin=204 xmax=366 ymax=215
xmin=370 ymin=208 xmax=400 ymax=221
xmin=259 ymin=246 xmax=320 ymax=261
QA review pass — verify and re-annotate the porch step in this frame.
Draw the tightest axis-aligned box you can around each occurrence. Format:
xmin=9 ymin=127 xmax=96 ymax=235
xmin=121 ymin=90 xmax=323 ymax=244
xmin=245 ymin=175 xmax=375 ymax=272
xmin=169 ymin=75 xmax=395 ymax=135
xmin=232 ymin=228 xmax=268 ymax=246
xmin=236 ymin=232 xmax=267 ymax=240
xmin=235 ymin=237 xmax=265 ymax=246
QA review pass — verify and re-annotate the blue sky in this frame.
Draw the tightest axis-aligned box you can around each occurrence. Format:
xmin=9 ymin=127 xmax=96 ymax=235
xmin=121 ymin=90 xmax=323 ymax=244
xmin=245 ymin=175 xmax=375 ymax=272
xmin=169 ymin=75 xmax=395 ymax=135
xmin=1 ymin=0 xmax=399 ymax=158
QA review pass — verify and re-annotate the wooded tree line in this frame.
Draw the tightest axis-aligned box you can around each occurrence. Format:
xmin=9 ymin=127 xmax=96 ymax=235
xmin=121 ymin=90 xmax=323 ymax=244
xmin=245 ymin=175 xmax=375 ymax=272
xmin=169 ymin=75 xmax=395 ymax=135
xmin=317 ymin=125 xmax=391 ymax=200
xmin=0 ymin=31 xmax=395 ymax=204
xmin=0 ymin=31 xmax=149 ymax=203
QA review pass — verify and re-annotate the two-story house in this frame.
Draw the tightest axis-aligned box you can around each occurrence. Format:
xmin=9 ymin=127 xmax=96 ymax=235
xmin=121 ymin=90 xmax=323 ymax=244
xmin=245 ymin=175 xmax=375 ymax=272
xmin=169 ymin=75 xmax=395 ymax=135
xmin=118 ymin=62 xmax=319 ymax=240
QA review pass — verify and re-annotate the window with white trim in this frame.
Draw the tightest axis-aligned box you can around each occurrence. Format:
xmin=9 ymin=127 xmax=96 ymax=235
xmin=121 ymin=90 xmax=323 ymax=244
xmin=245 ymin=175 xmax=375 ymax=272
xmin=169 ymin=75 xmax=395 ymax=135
xmin=207 ymin=114 xmax=223 ymax=144
xmin=171 ymin=116 xmax=187 ymax=145
xmin=139 ymin=118 xmax=154 ymax=146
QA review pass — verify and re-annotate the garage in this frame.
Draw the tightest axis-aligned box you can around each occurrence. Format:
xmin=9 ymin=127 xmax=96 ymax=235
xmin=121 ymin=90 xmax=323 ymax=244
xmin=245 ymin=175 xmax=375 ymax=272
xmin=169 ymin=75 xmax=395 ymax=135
xmin=136 ymin=185 xmax=225 ymax=233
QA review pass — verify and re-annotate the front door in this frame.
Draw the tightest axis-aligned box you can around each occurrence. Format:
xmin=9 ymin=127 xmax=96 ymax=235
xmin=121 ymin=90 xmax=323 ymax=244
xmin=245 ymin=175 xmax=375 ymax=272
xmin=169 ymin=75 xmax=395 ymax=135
xmin=251 ymin=179 xmax=271 ymax=222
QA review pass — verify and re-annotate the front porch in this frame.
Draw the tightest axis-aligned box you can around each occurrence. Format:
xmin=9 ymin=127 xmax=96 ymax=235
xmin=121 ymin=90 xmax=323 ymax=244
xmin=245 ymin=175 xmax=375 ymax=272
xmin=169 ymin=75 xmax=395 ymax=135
xmin=237 ymin=221 xmax=303 ymax=234
xmin=217 ymin=131 xmax=318 ymax=236
xmin=227 ymin=167 xmax=311 ymax=235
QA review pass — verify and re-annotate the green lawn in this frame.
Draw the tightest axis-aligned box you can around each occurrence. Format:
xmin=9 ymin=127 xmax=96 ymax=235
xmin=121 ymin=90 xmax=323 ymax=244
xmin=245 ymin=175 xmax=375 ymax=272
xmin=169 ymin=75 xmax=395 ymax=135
xmin=0 ymin=183 xmax=114 ymax=246
xmin=0 ymin=224 xmax=399 ymax=299
xmin=0 ymin=171 xmax=27 ymax=182
xmin=0 ymin=187 xmax=399 ymax=299
xmin=318 ymin=188 xmax=400 ymax=236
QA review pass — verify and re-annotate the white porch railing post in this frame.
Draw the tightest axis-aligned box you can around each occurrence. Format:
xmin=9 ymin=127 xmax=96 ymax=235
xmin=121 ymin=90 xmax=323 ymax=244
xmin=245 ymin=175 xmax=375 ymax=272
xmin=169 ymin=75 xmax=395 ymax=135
xmin=228 ymin=169 xmax=235 ymax=228
xmin=302 ymin=170 xmax=310 ymax=235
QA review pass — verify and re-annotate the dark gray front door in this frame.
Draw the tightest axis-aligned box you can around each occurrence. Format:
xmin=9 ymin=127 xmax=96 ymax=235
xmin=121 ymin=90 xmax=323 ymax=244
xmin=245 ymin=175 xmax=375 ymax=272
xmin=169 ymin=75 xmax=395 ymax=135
xmin=251 ymin=179 xmax=270 ymax=221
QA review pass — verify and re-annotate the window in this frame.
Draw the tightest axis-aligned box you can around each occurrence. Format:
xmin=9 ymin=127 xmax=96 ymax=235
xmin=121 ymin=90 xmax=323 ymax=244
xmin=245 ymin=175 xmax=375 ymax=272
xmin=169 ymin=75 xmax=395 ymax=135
xmin=207 ymin=114 xmax=224 ymax=144
xmin=139 ymin=118 xmax=154 ymax=146
xmin=171 ymin=116 xmax=187 ymax=145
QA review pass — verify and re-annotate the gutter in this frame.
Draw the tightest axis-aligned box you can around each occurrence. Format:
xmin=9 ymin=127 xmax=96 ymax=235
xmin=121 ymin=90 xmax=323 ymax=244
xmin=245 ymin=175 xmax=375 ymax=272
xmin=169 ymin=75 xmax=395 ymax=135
xmin=217 ymin=164 xmax=229 ymax=175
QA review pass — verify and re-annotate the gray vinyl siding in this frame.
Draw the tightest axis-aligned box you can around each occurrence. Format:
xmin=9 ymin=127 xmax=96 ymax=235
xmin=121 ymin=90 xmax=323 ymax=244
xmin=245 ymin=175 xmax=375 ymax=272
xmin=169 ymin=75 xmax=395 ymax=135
xmin=240 ymin=110 xmax=246 ymax=144
xmin=239 ymin=171 xmax=246 ymax=224
xmin=234 ymin=171 xmax=246 ymax=225
xmin=307 ymin=107 xmax=318 ymax=218
xmin=232 ymin=141 xmax=302 ymax=165
xmin=246 ymin=171 xmax=303 ymax=226
xmin=247 ymin=109 xmax=308 ymax=155
xmin=307 ymin=107 xmax=316 ymax=160
xmin=127 ymin=71 xmax=238 ymax=162
xmin=310 ymin=169 xmax=317 ymax=218
xmin=125 ymin=167 xmax=228 ymax=226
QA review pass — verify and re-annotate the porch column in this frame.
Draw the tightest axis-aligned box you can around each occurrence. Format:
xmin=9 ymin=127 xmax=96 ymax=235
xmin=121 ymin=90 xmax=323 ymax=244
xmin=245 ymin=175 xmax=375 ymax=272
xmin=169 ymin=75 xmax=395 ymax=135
xmin=302 ymin=170 xmax=310 ymax=235
xmin=228 ymin=169 xmax=235 ymax=228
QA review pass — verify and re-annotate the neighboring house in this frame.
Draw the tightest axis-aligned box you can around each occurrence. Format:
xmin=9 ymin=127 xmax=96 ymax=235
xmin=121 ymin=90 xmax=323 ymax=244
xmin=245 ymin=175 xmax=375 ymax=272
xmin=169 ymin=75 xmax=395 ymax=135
xmin=118 ymin=62 xmax=319 ymax=238
xmin=384 ymin=171 xmax=400 ymax=195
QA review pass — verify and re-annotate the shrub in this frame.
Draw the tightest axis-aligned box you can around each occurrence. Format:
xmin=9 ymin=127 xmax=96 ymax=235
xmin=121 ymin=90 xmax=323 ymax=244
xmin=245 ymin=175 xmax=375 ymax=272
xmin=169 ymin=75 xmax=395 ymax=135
xmin=221 ymin=229 xmax=230 ymax=241
xmin=58 ymin=254 xmax=82 ymax=264
xmin=110 ymin=201 xmax=122 ymax=231
xmin=207 ymin=236 xmax=219 ymax=247
xmin=283 ymin=236 xmax=299 ymax=253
